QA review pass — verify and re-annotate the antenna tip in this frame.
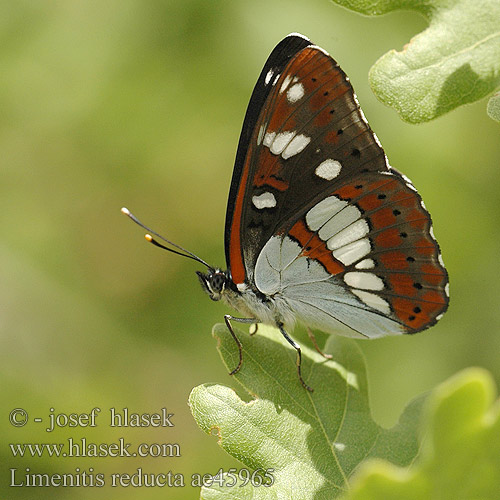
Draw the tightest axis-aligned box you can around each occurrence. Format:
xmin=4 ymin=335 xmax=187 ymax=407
xmin=144 ymin=234 xmax=153 ymax=242
xmin=121 ymin=207 xmax=130 ymax=215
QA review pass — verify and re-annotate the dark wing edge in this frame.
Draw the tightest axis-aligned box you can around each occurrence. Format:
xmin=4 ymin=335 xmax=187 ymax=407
xmin=224 ymin=33 xmax=313 ymax=270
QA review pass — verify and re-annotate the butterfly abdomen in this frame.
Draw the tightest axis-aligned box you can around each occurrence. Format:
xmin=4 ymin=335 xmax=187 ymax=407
xmin=221 ymin=282 xmax=298 ymax=330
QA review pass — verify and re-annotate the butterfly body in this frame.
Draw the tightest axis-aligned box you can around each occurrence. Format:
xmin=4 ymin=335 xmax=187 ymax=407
xmin=125 ymin=33 xmax=449 ymax=391
xmin=197 ymin=269 xmax=297 ymax=330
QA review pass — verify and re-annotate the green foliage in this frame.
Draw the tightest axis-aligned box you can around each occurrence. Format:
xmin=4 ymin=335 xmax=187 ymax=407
xmin=331 ymin=0 xmax=500 ymax=122
xmin=189 ymin=325 xmax=425 ymax=499
xmin=191 ymin=330 xmax=500 ymax=499
xmin=343 ymin=368 xmax=500 ymax=500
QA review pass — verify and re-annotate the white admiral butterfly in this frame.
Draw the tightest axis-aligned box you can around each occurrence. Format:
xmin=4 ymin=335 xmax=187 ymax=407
xmin=123 ymin=33 xmax=449 ymax=391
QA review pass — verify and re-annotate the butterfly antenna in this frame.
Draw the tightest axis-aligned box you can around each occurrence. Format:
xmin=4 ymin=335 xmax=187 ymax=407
xmin=121 ymin=207 xmax=213 ymax=270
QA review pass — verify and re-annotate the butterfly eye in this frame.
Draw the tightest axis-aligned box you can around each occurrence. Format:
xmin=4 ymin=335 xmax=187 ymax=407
xmin=196 ymin=270 xmax=226 ymax=301
xmin=210 ymin=271 xmax=227 ymax=293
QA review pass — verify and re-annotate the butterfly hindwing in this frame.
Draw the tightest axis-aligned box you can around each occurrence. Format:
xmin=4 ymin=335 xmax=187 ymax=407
xmin=268 ymin=169 xmax=448 ymax=336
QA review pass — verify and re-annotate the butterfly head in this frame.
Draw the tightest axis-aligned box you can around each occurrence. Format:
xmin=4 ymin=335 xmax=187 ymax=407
xmin=196 ymin=269 xmax=230 ymax=301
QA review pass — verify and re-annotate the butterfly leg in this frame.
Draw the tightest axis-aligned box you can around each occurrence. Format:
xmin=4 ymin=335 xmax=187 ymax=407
xmin=224 ymin=315 xmax=259 ymax=375
xmin=278 ymin=323 xmax=313 ymax=392
xmin=306 ymin=327 xmax=333 ymax=360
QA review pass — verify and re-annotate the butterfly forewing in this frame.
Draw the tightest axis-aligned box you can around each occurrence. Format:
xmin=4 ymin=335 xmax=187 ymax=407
xmin=226 ymin=37 xmax=387 ymax=283
xmin=226 ymin=33 xmax=448 ymax=337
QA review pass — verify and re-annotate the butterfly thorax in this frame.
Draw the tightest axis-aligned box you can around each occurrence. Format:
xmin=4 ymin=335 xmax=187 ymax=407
xmin=196 ymin=269 xmax=296 ymax=328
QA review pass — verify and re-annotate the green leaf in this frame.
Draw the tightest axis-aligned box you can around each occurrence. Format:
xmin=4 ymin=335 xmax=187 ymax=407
xmin=487 ymin=92 xmax=500 ymax=121
xmin=189 ymin=324 xmax=425 ymax=499
xmin=331 ymin=0 xmax=500 ymax=123
xmin=343 ymin=368 xmax=500 ymax=500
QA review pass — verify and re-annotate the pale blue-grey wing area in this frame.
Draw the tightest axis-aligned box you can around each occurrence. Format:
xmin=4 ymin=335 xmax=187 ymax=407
xmin=254 ymin=235 xmax=406 ymax=339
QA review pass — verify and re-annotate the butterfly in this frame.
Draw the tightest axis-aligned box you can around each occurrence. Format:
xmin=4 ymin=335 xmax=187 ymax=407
xmin=122 ymin=33 xmax=449 ymax=391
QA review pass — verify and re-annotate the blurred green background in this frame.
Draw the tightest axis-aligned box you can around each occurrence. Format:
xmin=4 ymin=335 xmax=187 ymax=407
xmin=2 ymin=1 xmax=499 ymax=498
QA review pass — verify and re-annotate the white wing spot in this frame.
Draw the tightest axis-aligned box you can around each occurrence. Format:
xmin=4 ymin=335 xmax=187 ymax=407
xmin=401 ymin=173 xmax=417 ymax=192
xmin=319 ymin=205 xmax=362 ymax=242
xmin=287 ymin=82 xmax=305 ymax=103
xmin=252 ymin=192 xmax=277 ymax=210
xmin=344 ymin=271 xmax=384 ymax=291
xmin=257 ymin=124 xmax=267 ymax=145
xmin=355 ymin=258 xmax=375 ymax=270
xmin=265 ymin=70 xmax=274 ymax=85
xmin=306 ymin=196 xmax=347 ymax=231
xmin=327 ymin=219 xmax=369 ymax=250
xmin=445 ymin=282 xmax=450 ymax=297
xmin=332 ymin=239 xmax=371 ymax=266
xmin=263 ymin=131 xmax=276 ymax=147
xmin=351 ymin=289 xmax=391 ymax=315
xmin=373 ymin=132 xmax=383 ymax=149
xmin=282 ymin=134 xmax=311 ymax=159
xmin=315 ymin=159 xmax=342 ymax=180
xmin=358 ymin=108 xmax=368 ymax=124
xmin=279 ymin=74 xmax=292 ymax=94
xmin=270 ymin=131 xmax=295 ymax=155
